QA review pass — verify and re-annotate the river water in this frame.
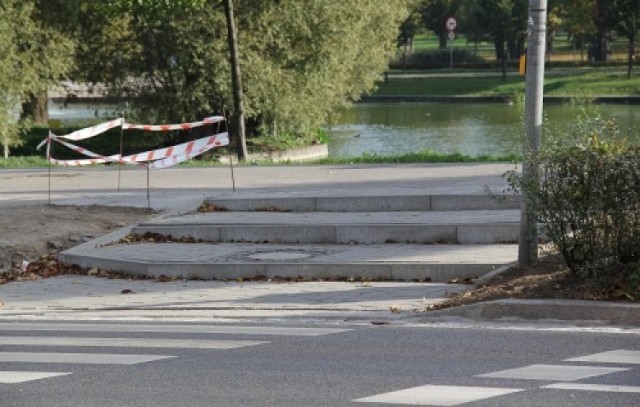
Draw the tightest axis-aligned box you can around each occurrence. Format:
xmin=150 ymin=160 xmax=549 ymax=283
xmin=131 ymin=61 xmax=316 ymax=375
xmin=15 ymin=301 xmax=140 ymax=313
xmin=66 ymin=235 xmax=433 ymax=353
xmin=49 ymin=100 xmax=639 ymax=158
xmin=326 ymin=102 xmax=640 ymax=158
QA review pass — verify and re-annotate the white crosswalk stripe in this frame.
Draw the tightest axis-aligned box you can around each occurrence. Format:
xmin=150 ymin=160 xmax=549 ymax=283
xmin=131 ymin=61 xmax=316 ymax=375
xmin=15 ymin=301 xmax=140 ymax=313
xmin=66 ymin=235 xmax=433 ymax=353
xmin=354 ymin=349 xmax=639 ymax=406
xmin=0 ymin=321 xmax=351 ymax=385
xmin=0 ymin=371 xmax=71 ymax=384
xmin=0 ymin=336 xmax=267 ymax=349
xmin=0 ymin=322 xmax=349 ymax=337
xmin=0 ymin=352 xmax=175 ymax=365
xmin=565 ymin=349 xmax=640 ymax=365
xmin=354 ymin=385 xmax=524 ymax=406
xmin=476 ymin=364 xmax=630 ymax=381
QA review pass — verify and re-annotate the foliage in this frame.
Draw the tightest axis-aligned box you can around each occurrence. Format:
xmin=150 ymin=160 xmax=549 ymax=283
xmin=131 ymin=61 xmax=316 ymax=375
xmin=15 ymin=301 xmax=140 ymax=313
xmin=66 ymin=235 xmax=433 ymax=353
xmin=419 ymin=0 xmax=460 ymax=49
xmin=507 ymin=114 xmax=640 ymax=280
xmin=552 ymin=0 xmax=596 ymax=49
xmin=247 ymin=129 xmax=328 ymax=153
xmin=610 ymin=0 xmax=640 ymax=78
xmin=315 ymin=151 xmax=520 ymax=164
xmin=414 ymin=0 xmax=636 ymax=66
xmin=72 ymin=0 xmax=409 ymax=142
xmin=400 ymin=48 xmax=486 ymax=66
xmin=0 ymin=155 xmax=50 ymax=168
xmin=398 ymin=0 xmax=425 ymax=49
xmin=0 ymin=0 xmax=73 ymax=157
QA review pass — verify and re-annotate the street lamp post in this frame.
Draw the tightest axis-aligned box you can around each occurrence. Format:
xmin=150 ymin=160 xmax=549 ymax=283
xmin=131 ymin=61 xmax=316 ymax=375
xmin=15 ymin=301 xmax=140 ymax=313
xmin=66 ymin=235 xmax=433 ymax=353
xmin=519 ymin=0 xmax=547 ymax=266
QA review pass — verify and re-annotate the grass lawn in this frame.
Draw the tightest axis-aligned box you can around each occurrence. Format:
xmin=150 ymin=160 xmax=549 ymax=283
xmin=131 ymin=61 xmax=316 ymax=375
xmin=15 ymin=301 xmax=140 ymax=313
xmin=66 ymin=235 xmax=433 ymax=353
xmin=373 ymin=70 xmax=640 ymax=97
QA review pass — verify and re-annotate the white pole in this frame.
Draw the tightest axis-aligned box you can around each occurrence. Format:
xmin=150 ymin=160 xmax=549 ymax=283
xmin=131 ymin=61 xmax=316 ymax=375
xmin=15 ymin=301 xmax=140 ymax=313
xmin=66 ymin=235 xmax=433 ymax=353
xmin=519 ymin=0 xmax=547 ymax=266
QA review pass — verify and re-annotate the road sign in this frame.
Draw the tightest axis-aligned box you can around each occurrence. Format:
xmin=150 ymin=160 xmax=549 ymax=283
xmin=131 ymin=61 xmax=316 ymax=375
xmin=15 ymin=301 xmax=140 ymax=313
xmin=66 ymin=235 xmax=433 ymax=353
xmin=446 ymin=17 xmax=456 ymax=31
xmin=448 ymin=31 xmax=455 ymax=40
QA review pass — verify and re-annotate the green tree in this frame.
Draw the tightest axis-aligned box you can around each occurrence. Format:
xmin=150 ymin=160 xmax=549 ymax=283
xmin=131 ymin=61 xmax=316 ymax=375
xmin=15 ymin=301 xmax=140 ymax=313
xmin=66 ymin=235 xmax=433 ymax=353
xmin=398 ymin=0 xmax=424 ymax=51
xmin=74 ymin=0 xmax=408 ymax=146
xmin=611 ymin=0 xmax=640 ymax=78
xmin=0 ymin=0 xmax=72 ymax=158
xmin=590 ymin=0 xmax=616 ymax=62
xmin=467 ymin=0 xmax=527 ymax=79
xmin=420 ymin=0 xmax=460 ymax=49
xmin=552 ymin=0 xmax=596 ymax=61
xmin=20 ymin=0 xmax=85 ymax=124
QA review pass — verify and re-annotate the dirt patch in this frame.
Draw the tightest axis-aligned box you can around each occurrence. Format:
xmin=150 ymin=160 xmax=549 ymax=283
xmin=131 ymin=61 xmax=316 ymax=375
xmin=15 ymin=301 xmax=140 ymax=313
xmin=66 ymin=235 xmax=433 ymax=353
xmin=0 ymin=204 xmax=155 ymax=275
xmin=429 ymin=253 xmax=639 ymax=311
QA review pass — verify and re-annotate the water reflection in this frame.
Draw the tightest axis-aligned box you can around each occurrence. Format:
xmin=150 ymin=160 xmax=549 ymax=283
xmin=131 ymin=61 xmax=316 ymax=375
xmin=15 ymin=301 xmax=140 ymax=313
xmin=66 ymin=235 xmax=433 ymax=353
xmin=48 ymin=100 xmax=120 ymax=122
xmin=326 ymin=103 xmax=639 ymax=158
xmin=49 ymin=99 xmax=638 ymax=158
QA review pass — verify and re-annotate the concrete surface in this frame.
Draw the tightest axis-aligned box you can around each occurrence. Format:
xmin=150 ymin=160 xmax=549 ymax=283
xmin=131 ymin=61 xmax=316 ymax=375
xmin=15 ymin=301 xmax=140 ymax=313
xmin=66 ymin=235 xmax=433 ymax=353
xmin=1 ymin=164 xmax=637 ymax=327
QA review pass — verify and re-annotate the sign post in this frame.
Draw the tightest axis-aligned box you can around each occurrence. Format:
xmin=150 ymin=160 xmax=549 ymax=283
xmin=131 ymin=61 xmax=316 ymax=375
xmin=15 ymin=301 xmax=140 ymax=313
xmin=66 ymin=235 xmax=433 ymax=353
xmin=446 ymin=17 xmax=457 ymax=70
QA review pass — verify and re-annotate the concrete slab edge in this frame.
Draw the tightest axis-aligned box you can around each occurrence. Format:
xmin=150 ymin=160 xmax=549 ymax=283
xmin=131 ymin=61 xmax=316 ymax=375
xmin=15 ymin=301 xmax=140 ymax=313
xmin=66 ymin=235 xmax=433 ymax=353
xmin=60 ymin=198 xmax=202 ymax=263
xmin=131 ymin=223 xmax=520 ymax=245
xmin=203 ymin=194 xmax=521 ymax=212
xmin=56 ymin=253 xmax=499 ymax=283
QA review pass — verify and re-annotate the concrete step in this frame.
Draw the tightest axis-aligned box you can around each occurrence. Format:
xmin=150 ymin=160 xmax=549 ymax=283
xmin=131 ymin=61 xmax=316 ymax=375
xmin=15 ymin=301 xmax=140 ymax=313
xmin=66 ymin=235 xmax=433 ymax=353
xmin=132 ymin=210 xmax=520 ymax=245
xmin=60 ymin=242 xmax=518 ymax=282
xmin=204 ymin=194 xmax=520 ymax=212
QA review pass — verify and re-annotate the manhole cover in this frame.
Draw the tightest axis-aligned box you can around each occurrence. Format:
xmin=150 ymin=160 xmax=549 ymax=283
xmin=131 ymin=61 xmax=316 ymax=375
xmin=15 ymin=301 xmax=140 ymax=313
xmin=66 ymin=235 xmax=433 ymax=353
xmin=247 ymin=251 xmax=313 ymax=261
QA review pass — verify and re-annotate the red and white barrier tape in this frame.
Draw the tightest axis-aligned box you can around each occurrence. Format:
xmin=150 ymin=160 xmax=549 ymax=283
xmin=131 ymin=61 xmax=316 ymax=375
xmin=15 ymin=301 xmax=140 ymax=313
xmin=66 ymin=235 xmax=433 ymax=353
xmin=48 ymin=132 xmax=229 ymax=169
xmin=36 ymin=118 xmax=123 ymax=149
xmin=49 ymin=136 xmax=129 ymax=166
xmin=122 ymin=116 xmax=225 ymax=132
xmin=124 ymin=132 xmax=229 ymax=163
xmin=38 ymin=115 xmax=225 ymax=149
xmin=148 ymin=133 xmax=229 ymax=169
xmin=39 ymin=115 xmax=228 ymax=168
xmin=59 ymin=118 xmax=124 ymax=141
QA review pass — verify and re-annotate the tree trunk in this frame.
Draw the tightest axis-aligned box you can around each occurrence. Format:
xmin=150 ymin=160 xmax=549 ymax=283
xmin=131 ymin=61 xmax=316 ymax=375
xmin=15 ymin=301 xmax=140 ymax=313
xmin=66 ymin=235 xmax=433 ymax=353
xmin=500 ymin=33 xmax=508 ymax=81
xmin=628 ymin=35 xmax=636 ymax=79
xmin=439 ymin=31 xmax=447 ymax=49
xmin=590 ymin=32 xmax=609 ymax=63
xmin=223 ymin=0 xmax=247 ymax=161
xmin=21 ymin=91 xmax=49 ymax=125
xmin=494 ymin=38 xmax=503 ymax=60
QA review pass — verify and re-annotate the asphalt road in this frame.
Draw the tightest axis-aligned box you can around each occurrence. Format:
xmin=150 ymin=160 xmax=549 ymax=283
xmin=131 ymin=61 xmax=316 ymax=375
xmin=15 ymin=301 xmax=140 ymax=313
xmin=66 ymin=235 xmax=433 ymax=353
xmin=1 ymin=319 xmax=638 ymax=407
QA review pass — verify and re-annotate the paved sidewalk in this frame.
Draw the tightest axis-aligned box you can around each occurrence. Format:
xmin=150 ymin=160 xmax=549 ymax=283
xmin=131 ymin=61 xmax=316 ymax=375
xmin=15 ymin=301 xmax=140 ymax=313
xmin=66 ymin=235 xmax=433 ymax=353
xmin=1 ymin=274 xmax=637 ymax=327
xmin=0 ymin=276 xmax=465 ymax=322
xmin=1 ymin=164 xmax=638 ymax=327
xmin=0 ymin=163 xmax=516 ymax=209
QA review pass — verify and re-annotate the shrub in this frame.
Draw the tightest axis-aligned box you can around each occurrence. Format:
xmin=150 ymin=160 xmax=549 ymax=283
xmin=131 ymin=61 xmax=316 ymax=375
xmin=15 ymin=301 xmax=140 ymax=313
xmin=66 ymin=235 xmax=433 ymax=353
xmin=508 ymin=115 xmax=640 ymax=280
xmin=393 ymin=49 xmax=486 ymax=66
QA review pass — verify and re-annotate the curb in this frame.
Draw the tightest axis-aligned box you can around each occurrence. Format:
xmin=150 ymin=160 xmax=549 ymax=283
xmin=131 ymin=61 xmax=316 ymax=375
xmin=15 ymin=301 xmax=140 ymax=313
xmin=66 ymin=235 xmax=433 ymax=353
xmin=472 ymin=261 xmax=518 ymax=287
xmin=419 ymin=298 xmax=640 ymax=327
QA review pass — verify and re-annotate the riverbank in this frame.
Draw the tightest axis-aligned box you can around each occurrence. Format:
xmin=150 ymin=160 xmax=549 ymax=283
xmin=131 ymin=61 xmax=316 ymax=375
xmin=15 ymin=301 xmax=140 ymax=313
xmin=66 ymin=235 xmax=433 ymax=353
xmin=371 ymin=69 xmax=640 ymax=99
xmin=361 ymin=95 xmax=640 ymax=104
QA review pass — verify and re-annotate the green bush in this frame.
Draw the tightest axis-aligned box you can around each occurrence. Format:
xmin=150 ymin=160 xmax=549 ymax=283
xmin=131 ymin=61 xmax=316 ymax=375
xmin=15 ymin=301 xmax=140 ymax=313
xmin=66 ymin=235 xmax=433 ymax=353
xmin=393 ymin=49 xmax=486 ymax=67
xmin=509 ymin=115 xmax=640 ymax=281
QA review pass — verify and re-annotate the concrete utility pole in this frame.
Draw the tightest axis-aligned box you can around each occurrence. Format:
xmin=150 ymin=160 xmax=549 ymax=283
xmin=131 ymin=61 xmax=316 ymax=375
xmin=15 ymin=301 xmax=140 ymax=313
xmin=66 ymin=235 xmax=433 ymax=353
xmin=519 ymin=0 xmax=547 ymax=266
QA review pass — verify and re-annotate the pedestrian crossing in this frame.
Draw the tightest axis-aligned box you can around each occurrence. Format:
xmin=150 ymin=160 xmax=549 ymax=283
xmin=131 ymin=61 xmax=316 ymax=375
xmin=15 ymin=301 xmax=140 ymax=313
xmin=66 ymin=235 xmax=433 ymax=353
xmin=0 ymin=320 xmax=350 ymax=384
xmin=353 ymin=349 xmax=640 ymax=406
